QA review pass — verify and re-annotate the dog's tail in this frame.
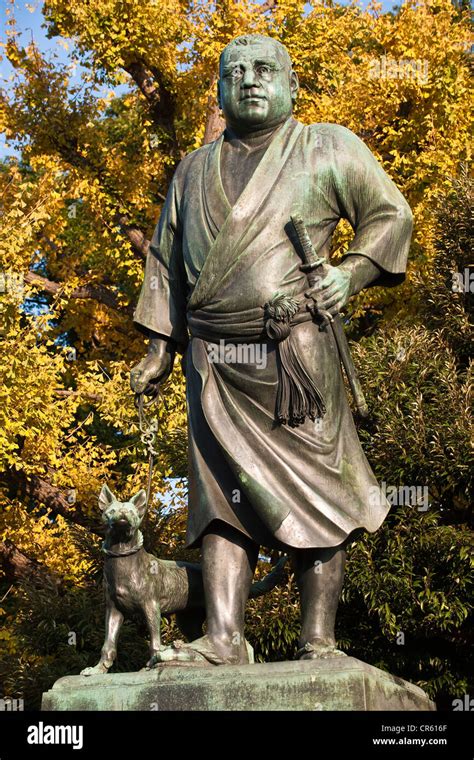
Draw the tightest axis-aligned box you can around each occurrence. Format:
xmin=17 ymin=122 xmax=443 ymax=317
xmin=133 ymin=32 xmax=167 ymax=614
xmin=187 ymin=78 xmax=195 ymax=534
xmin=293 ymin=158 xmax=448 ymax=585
xmin=248 ymin=556 xmax=288 ymax=598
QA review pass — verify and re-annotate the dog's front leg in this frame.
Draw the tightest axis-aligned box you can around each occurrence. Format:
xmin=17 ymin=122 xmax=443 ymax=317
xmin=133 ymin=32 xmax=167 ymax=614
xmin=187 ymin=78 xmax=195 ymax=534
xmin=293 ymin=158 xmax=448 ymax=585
xmin=81 ymin=600 xmax=124 ymax=676
xmin=143 ymin=600 xmax=163 ymax=669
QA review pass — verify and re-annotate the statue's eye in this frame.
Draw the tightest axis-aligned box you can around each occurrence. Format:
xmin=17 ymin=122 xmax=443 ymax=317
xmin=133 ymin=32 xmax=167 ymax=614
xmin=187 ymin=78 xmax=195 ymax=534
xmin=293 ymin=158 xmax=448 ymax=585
xmin=257 ymin=65 xmax=271 ymax=74
xmin=226 ymin=67 xmax=242 ymax=79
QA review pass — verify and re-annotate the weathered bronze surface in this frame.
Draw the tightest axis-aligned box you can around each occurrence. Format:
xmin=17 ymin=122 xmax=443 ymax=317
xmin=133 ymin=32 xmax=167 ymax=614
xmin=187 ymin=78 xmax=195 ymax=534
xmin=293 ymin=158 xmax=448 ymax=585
xmin=81 ymin=485 xmax=286 ymax=674
xmin=130 ymin=34 xmax=413 ymax=666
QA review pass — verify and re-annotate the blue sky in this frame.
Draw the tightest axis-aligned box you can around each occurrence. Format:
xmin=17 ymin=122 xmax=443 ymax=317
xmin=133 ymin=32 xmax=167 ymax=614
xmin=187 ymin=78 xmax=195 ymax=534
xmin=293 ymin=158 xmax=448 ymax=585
xmin=0 ymin=0 xmax=75 ymax=75
xmin=0 ymin=0 xmax=400 ymax=160
xmin=0 ymin=0 xmax=80 ymax=158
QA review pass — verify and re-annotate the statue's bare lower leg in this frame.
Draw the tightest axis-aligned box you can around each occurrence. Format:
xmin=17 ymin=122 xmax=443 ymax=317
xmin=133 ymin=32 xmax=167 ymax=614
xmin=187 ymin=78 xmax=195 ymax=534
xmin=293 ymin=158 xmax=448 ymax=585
xmin=291 ymin=543 xmax=347 ymax=658
xmin=201 ymin=521 xmax=259 ymax=664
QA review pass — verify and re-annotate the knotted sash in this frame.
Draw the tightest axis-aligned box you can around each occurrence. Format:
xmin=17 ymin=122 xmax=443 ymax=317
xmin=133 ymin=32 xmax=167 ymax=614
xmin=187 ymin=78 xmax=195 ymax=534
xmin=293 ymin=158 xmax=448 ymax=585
xmin=187 ymin=290 xmax=325 ymax=427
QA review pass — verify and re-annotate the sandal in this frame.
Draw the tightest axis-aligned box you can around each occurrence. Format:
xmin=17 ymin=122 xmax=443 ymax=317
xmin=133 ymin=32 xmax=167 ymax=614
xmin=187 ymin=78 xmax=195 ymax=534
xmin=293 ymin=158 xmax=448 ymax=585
xmin=148 ymin=635 xmax=254 ymax=667
xmin=295 ymin=641 xmax=347 ymax=660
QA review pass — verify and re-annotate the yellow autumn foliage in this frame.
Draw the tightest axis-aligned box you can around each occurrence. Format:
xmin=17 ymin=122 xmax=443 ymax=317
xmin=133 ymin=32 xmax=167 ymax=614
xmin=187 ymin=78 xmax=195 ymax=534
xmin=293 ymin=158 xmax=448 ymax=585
xmin=0 ymin=0 xmax=471 ymax=677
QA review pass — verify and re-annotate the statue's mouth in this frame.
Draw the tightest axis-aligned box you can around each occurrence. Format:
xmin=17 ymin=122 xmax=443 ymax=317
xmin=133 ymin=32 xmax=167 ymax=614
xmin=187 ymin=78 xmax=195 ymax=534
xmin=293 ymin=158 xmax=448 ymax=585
xmin=109 ymin=518 xmax=131 ymax=530
xmin=240 ymin=94 xmax=266 ymax=101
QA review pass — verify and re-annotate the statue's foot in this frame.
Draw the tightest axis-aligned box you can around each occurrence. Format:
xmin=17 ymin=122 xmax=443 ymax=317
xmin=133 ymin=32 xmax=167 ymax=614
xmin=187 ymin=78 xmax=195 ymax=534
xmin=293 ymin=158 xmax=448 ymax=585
xmin=80 ymin=662 xmax=110 ymax=676
xmin=147 ymin=634 xmax=254 ymax=668
xmin=144 ymin=647 xmax=167 ymax=669
xmin=295 ymin=640 xmax=347 ymax=660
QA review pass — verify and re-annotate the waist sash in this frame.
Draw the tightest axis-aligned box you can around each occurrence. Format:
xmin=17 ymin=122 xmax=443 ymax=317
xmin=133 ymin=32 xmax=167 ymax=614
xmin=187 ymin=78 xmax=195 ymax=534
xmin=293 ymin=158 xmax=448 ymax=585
xmin=187 ymin=292 xmax=325 ymax=427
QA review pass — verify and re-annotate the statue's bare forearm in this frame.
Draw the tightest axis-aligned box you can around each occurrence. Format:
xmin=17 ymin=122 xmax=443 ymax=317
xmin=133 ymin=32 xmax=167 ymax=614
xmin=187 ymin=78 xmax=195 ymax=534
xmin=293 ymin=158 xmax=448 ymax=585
xmin=339 ymin=254 xmax=381 ymax=297
xmin=148 ymin=331 xmax=177 ymax=355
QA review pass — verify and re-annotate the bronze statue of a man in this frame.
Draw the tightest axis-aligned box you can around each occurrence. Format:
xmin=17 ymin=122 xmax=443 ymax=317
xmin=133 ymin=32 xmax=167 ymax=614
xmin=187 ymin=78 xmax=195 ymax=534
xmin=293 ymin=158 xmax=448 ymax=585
xmin=130 ymin=34 xmax=413 ymax=665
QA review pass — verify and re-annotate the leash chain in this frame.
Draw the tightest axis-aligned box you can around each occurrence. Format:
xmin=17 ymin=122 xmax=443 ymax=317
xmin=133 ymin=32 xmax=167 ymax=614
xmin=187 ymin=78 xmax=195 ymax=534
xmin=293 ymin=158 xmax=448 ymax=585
xmin=136 ymin=392 xmax=162 ymax=508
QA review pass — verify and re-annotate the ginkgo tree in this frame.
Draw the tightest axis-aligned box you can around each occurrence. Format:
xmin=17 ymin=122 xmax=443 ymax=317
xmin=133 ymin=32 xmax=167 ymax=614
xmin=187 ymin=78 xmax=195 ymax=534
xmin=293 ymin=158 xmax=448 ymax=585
xmin=0 ymin=0 xmax=471 ymax=708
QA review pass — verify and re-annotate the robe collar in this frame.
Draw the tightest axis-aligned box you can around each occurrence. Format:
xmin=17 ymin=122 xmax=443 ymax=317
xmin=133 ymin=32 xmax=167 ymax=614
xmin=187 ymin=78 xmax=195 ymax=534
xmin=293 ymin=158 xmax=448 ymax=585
xmin=189 ymin=116 xmax=304 ymax=311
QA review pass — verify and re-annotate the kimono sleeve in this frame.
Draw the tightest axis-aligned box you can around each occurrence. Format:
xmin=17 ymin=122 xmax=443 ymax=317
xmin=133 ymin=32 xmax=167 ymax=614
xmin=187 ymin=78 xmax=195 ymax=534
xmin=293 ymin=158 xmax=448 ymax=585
xmin=329 ymin=125 xmax=413 ymax=286
xmin=133 ymin=165 xmax=188 ymax=350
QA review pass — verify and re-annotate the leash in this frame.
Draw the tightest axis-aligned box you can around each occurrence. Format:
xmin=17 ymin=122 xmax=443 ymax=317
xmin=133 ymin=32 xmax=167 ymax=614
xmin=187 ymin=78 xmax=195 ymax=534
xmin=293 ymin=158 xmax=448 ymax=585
xmin=101 ymin=393 xmax=159 ymax=558
xmin=134 ymin=390 xmax=162 ymax=510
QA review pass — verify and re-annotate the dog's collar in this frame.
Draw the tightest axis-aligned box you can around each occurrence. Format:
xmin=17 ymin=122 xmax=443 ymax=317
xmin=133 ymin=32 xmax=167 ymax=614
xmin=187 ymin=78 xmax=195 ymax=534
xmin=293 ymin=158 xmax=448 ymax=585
xmin=102 ymin=530 xmax=144 ymax=557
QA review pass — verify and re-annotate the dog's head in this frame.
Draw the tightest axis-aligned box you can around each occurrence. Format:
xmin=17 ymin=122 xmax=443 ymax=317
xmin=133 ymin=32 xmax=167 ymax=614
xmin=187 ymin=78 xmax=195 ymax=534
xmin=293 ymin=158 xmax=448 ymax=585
xmin=99 ymin=485 xmax=147 ymax=539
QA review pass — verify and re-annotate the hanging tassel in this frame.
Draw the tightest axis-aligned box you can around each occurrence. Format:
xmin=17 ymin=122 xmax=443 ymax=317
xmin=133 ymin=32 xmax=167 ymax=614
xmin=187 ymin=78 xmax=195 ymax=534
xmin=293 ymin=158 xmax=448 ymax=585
xmin=264 ymin=293 xmax=326 ymax=426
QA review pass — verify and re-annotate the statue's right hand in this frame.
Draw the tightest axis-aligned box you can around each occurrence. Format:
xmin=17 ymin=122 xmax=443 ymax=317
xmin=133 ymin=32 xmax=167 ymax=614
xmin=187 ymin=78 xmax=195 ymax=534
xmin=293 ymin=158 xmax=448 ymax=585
xmin=130 ymin=342 xmax=174 ymax=396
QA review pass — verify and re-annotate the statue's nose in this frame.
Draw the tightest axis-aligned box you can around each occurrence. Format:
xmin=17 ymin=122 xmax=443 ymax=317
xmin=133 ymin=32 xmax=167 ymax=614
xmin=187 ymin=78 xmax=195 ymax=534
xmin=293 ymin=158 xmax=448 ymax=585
xmin=111 ymin=514 xmax=129 ymax=526
xmin=241 ymin=68 xmax=260 ymax=88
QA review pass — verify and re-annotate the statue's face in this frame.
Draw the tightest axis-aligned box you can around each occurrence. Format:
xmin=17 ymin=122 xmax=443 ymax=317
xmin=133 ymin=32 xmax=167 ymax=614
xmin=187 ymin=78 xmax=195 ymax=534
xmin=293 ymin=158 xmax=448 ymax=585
xmin=218 ymin=41 xmax=298 ymax=132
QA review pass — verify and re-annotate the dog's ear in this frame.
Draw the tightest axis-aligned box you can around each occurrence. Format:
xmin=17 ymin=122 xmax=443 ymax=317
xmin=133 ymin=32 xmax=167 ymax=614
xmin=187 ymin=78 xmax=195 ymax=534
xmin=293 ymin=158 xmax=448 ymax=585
xmin=99 ymin=484 xmax=115 ymax=511
xmin=130 ymin=489 xmax=147 ymax=517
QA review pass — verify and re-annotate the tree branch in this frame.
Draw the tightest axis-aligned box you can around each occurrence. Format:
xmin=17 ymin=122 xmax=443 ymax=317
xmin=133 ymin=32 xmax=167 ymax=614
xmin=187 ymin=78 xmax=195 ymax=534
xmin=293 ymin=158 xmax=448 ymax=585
xmin=0 ymin=539 xmax=60 ymax=587
xmin=116 ymin=215 xmax=150 ymax=259
xmin=40 ymin=130 xmax=154 ymax=259
xmin=24 ymin=271 xmax=133 ymax=315
xmin=259 ymin=0 xmax=278 ymax=12
xmin=54 ymin=389 xmax=102 ymax=401
xmin=2 ymin=471 xmax=103 ymax=536
xmin=123 ymin=59 xmax=176 ymax=139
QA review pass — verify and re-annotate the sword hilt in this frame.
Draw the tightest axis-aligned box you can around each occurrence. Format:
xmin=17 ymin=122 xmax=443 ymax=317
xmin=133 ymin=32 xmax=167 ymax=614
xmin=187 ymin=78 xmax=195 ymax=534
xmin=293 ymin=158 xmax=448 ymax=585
xmin=290 ymin=214 xmax=326 ymax=276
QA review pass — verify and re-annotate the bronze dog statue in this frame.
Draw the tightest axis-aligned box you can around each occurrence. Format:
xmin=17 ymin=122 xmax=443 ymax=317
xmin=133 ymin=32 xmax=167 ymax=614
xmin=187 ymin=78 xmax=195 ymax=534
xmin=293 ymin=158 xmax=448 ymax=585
xmin=81 ymin=484 xmax=286 ymax=675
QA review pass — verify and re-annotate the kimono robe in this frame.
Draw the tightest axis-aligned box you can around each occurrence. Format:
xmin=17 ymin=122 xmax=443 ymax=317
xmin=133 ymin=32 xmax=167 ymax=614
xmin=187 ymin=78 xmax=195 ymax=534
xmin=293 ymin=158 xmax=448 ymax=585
xmin=133 ymin=117 xmax=413 ymax=550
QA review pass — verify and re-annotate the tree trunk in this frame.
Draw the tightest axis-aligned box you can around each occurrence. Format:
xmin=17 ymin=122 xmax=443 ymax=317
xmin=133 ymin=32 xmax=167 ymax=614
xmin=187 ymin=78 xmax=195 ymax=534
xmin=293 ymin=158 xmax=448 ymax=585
xmin=202 ymin=73 xmax=225 ymax=145
xmin=1 ymin=471 xmax=103 ymax=536
xmin=0 ymin=539 xmax=59 ymax=587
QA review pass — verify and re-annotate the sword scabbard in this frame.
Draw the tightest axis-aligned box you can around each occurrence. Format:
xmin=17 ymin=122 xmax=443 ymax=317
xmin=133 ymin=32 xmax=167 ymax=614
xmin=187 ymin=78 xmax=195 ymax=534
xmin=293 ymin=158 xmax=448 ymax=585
xmin=290 ymin=213 xmax=369 ymax=418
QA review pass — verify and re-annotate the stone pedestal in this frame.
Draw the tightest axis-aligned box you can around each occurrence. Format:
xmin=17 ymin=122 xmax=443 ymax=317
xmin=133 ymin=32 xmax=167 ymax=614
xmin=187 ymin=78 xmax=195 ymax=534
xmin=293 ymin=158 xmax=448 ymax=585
xmin=41 ymin=656 xmax=435 ymax=711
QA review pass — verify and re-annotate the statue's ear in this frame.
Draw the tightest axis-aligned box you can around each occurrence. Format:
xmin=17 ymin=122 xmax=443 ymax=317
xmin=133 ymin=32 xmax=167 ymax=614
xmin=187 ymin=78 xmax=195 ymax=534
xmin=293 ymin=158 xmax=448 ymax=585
xmin=290 ymin=70 xmax=299 ymax=102
xmin=98 ymin=484 xmax=115 ymax=511
xmin=130 ymin=489 xmax=147 ymax=517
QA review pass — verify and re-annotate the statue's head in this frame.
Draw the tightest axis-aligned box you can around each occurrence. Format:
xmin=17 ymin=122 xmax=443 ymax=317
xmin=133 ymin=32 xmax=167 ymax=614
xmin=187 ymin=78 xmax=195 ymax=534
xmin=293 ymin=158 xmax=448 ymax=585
xmin=217 ymin=34 xmax=298 ymax=133
xmin=99 ymin=484 xmax=147 ymax=538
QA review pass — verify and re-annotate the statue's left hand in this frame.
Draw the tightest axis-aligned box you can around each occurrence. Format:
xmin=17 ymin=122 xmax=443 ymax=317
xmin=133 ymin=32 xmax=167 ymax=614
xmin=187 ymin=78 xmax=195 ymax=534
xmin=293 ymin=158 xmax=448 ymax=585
xmin=305 ymin=264 xmax=352 ymax=317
